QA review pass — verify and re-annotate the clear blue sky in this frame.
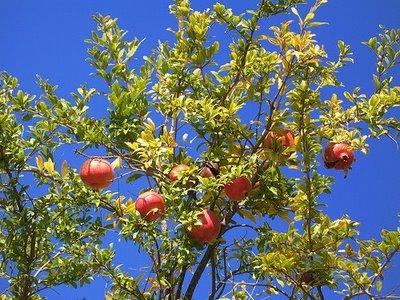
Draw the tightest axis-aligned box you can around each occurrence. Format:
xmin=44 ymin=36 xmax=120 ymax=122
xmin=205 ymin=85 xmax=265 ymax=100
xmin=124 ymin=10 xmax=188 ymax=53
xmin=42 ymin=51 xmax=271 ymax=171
xmin=1 ymin=1 xmax=399 ymax=299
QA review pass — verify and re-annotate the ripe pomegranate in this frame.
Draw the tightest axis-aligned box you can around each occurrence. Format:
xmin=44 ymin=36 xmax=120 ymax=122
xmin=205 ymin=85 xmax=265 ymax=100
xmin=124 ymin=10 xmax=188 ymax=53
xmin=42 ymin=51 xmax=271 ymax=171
xmin=323 ymin=142 xmax=354 ymax=170
xmin=263 ymin=129 xmax=296 ymax=150
xmin=168 ymin=164 xmax=190 ymax=182
xmin=187 ymin=209 xmax=221 ymax=244
xmin=135 ymin=191 xmax=165 ymax=221
xmin=80 ymin=158 xmax=115 ymax=189
xmin=224 ymin=176 xmax=252 ymax=201
xmin=200 ymin=161 xmax=219 ymax=178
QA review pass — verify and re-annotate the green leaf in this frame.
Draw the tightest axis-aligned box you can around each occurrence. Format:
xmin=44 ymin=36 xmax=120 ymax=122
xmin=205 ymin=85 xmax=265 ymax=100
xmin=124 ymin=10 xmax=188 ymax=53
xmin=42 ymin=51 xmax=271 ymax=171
xmin=238 ymin=209 xmax=256 ymax=223
xmin=126 ymin=173 xmax=144 ymax=183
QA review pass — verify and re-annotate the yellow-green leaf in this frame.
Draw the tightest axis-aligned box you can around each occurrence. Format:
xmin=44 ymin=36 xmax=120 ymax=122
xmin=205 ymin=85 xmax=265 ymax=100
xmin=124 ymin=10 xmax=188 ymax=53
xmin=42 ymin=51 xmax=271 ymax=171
xmin=111 ymin=157 xmax=122 ymax=169
xmin=376 ymin=280 xmax=382 ymax=292
xmin=145 ymin=118 xmax=156 ymax=132
xmin=126 ymin=142 xmax=139 ymax=150
xmin=43 ymin=158 xmax=55 ymax=174
xmin=61 ymin=160 xmax=68 ymax=178
xmin=36 ymin=156 xmax=44 ymax=171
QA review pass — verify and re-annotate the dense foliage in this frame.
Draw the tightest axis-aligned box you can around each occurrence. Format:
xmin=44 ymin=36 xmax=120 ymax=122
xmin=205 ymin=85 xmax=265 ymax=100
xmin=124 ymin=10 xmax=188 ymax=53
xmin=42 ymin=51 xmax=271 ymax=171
xmin=1 ymin=0 xmax=400 ymax=299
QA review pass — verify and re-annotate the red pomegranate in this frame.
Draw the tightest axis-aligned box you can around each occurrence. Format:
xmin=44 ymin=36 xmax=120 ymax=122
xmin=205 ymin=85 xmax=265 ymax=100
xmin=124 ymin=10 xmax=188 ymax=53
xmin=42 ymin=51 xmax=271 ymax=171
xmin=263 ymin=129 xmax=296 ymax=150
xmin=224 ymin=176 xmax=252 ymax=201
xmin=187 ymin=209 xmax=221 ymax=244
xmin=168 ymin=164 xmax=190 ymax=182
xmin=80 ymin=158 xmax=115 ymax=189
xmin=324 ymin=142 xmax=355 ymax=170
xmin=135 ymin=191 xmax=165 ymax=221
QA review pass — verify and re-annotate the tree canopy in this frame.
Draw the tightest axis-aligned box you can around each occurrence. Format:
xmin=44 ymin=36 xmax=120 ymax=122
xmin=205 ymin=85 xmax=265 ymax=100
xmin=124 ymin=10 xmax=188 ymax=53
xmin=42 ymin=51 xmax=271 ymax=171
xmin=1 ymin=0 xmax=400 ymax=299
